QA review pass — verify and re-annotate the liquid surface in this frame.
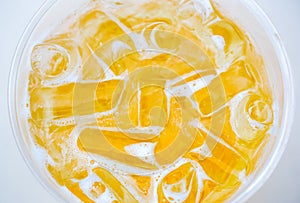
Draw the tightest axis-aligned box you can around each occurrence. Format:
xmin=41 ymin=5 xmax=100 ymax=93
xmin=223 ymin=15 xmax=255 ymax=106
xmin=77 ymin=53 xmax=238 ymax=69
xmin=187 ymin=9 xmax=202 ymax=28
xmin=27 ymin=0 xmax=274 ymax=202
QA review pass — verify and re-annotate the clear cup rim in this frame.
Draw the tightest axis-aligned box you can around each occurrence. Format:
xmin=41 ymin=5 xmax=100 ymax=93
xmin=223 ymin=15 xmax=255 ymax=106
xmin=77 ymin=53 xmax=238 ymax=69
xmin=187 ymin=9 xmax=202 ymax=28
xmin=8 ymin=0 xmax=295 ymax=202
xmin=229 ymin=0 xmax=295 ymax=202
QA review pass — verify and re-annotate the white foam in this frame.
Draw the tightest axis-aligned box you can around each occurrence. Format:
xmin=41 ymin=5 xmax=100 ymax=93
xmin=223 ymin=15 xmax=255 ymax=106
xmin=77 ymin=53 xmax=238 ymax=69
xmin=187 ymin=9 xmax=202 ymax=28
xmin=166 ymin=74 xmax=215 ymax=97
xmin=193 ymin=0 xmax=214 ymax=21
xmin=212 ymin=35 xmax=225 ymax=51
xmin=78 ymin=172 xmax=117 ymax=202
xmin=124 ymin=142 xmax=158 ymax=165
xmin=238 ymin=169 xmax=247 ymax=183
xmin=111 ymin=40 xmax=132 ymax=57
xmin=84 ymin=125 xmax=163 ymax=136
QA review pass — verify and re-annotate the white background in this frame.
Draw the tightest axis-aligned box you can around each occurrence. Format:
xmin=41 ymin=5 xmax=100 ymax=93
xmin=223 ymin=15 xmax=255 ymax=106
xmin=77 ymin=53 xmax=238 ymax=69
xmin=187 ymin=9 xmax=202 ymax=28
xmin=0 ymin=0 xmax=299 ymax=202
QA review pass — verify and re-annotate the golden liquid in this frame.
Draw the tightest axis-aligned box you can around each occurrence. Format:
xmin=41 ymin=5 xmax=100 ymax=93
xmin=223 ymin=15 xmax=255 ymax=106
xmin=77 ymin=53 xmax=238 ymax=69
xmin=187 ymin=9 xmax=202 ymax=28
xmin=27 ymin=0 xmax=274 ymax=202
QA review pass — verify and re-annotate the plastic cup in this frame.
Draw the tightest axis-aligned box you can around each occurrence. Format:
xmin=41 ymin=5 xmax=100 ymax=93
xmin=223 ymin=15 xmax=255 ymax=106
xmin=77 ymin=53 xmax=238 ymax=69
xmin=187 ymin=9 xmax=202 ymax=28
xmin=8 ymin=0 xmax=294 ymax=202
